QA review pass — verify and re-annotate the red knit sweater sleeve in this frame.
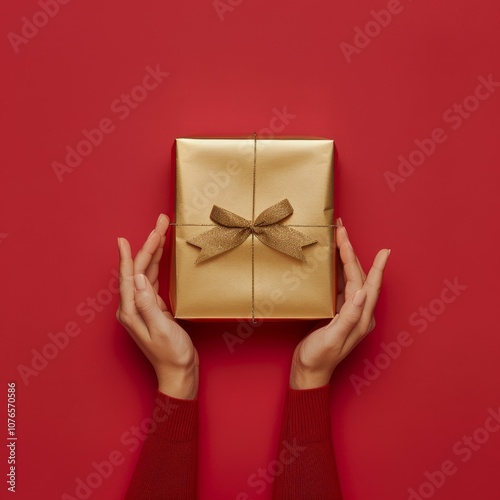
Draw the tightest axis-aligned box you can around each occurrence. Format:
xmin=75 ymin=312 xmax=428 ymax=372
xmin=272 ymin=385 xmax=343 ymax=500
xmin=125 ymin=391 xmax=198 ymax=500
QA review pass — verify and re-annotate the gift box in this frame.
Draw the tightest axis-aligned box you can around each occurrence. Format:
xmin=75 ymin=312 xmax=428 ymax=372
xmin=170 ymin=136 xmax=336 ymax=320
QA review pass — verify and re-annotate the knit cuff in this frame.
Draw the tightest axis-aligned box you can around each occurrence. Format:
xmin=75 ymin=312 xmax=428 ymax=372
xmin=152 ymin=390 xmax=198 ymax=442
xmin=285 ymin=384 xmax=332 ymax=442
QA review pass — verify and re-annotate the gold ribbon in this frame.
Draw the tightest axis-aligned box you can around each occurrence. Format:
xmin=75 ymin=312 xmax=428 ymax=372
xmin=187 ymin=199 xmax=317 ymax=263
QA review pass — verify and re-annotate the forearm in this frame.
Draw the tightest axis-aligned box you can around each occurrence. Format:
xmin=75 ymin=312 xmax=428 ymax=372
xmin=125 ymin=391 xmax=198 ymax=500
xmin=272 ymin=385 xmax=342 ymax=500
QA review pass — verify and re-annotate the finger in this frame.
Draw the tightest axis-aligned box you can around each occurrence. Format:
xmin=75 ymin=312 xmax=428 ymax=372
xmin=341 ymin=249 xmax=391 ymax=353
xmin=339 ymin=230 xmax=364 ymax=296
xmin=156 ymin=293 xmax=175 ymax=321
xmin=117 ymin=237 xmax=152 ymax=343
xmin=360 ymin=248 xmax=391 ymax=323
xmin=117 ymin=237 xmax=135 ymax=314
xmin=335 ymin=226 xmax=345 ymax=296
xmin=324 ymin=289 xmax=367 ymax=349
xmin=148 ymin=247 xmax=164 ymax=291
xmin=134 ymin=214 xmax=169 ymax=277
xmin=365 ymin=249 xmax=391 ymax=292
xmin=335 ymin=220 xmax=348 ymax=248
xmin=146 ymin=214 xmax=170 ymax=289
xmin=337 ymin=221 xmax=368 ymax=275
xmin=338 ymin=225 xmax=367 ymax=282
xmin=355 ymin=255 xmax=367 ymax=282
xmin=133 ymin=273 xmax=170 ymax=338
xmin=335 ymin=246 xmax=345 ymax=313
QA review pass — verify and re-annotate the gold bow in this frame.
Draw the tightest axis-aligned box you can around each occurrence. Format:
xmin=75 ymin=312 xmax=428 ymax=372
xmin=188 ymin=199 xmax=317 ymax=263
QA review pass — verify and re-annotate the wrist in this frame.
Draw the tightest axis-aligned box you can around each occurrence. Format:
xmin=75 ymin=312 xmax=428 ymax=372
xmin=157 ymin=365 xmax=198 ymax=400
xmin=289 ymin=363 xmax=332 ymax=390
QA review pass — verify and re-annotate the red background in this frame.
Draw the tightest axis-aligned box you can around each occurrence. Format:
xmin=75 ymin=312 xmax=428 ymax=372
xmin=2 ymin=0 xmax=500 ymax=499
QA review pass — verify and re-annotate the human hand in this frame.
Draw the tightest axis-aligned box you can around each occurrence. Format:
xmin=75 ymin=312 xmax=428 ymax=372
xmin=116 ymin=214 xmax=199 ymax=400
xmin=289 ymin=219 xmax=390 ymax=390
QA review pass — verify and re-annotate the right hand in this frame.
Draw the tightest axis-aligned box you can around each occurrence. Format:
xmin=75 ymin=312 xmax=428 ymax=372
xmin=289 ymin=219 xmax=390 ymax=390
xmin=116 ymin=214 xmax=199 ymax=400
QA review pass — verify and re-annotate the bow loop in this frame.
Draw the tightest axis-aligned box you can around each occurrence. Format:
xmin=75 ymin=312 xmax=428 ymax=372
xmin=210 ymin=205 xmax=250 ymax=228
xmin=254 ymin=199 xmax=294 ymax=227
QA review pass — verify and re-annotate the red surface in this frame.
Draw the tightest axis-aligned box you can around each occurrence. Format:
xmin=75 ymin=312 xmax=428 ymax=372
xmin=2 ymin=0 xmax=500 ymax=499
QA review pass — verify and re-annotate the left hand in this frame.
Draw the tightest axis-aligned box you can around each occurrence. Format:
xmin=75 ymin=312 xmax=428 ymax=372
xmin=289 ymin=218 xmax=390 ymax=390
xmin=116 ymin=214 xmax=199 ymax=400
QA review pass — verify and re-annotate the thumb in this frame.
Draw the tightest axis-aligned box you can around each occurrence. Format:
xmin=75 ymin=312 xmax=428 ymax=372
xmin=133 ymin=274 xmax=167 ymax=331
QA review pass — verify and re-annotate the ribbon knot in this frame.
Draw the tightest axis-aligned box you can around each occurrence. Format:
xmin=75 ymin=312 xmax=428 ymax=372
xmin=188 ymin=198 xmax=317 ymax=263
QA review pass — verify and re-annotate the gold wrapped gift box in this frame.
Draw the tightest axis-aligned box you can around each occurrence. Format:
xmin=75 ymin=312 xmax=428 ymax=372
xmin=170 ymin=136 xmax=336 ymax=320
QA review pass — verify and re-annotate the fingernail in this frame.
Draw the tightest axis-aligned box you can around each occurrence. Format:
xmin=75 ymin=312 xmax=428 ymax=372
xmin=134 ymin=274 xmax=146 ymax=291
xmin=337 ymin=217 xmax=343 ymax=227
xmin=148 ymin=229 xmax=156 ymax=239
xmin=117 ymin=237 xmax=122 ymax=250
xmin=352 ymin=290 xmax=366 ymax=307
xmin=382 ymin=249 xmax=391 ymax=264
xmin=157 ymin=213 xmax=165 ymax=223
